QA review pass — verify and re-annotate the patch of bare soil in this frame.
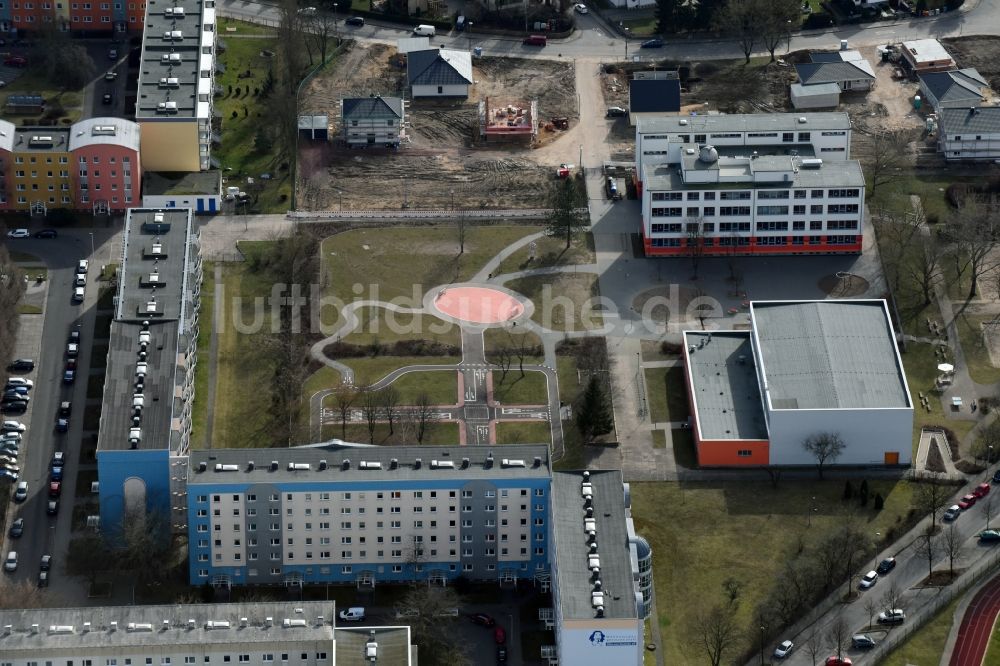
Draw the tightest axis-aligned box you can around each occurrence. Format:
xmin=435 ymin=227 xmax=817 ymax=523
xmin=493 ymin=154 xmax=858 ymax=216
xmin=297 ymin=43 xmax=579 ymax=211
xmin=684 ymin=58 xmax=798 ymax=113
xmin=818 ymin=273 xmax=871 ymax=297
xmin=943 ymin=36 xmax=1000 ymax=90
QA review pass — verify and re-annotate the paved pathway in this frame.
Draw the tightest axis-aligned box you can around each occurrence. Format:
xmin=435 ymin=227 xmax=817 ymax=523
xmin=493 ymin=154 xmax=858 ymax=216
xmin=947 ymin=572 xmax=1000 ymax=666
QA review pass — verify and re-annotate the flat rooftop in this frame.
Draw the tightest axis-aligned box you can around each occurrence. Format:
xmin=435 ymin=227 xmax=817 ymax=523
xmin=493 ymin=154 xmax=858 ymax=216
xmin=335 ymin=627 xmax=412 ymax=666
xmin=12 ymin=129 xmax=71 ymax=153
xmin=142 ymin=170 xmax=221 ymax=196
xmin=636 ymin=111 xmax=851 ymax=135
xmin=552 ymin=470 xmax=636 ymax=621
xmin=188 ymin=444 xmax=551 ymax=484
xmin=116 ymin=208 xmax=194 ymax=321
xmin=136 ymin=0 xmax=212 ymax=119
xmin=751 ymin=300 xmax=911 ymax=410
xmin=644 ymin=157 xmax=864 ymax=190
xmin=684 ymin=332 xmax=768 ymax=440
xmin=0 ymin=602 xmax=334 ymax=653
xmin=902 ymin=38 xmax=953 ymax=64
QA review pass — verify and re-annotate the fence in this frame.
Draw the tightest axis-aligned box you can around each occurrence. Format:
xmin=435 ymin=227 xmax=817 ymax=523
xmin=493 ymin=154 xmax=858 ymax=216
xmin=218 ymin=8 xmax=281 ymax=28
xmin=287 ymin=208 xmax=588 ymax=221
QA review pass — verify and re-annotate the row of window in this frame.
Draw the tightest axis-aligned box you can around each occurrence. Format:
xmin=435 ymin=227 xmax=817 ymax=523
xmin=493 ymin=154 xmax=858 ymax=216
xmin=205 ymin=543 xmax=542 ymax=563
xmin=651 ymin=188 xmax=859 ymax=202
xmin=650 ymin=235 xmax=860 ymax=248
xmin=196 ymin=560 xmax=545 ymax=578
xmin=203 ymin=489 xmax=542 ymax=504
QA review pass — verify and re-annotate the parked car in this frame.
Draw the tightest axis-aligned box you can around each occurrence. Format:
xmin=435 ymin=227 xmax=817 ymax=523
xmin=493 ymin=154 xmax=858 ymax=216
xmin=1 ymin=420 xmax=25 ymax=432
xmin=33 ymin=229 xmax=57 ymax=238
xmin=0 ymin=469 xmax=17 ymax=481
xmin=297 ymin=6 xmax=316 ymax=14
xmin=338 ymin=607 xmax=365 ymax=622
xmin=641 ymin=38 xmax=664 ymax=48
xmin=876 ymin=557 xmax=897 ymax=574
xmin=859 ymin=570 xmax=878 ymax=589
xmin=72 ymin=286 xmax=85 ymax=303
xmin=4 ymin=551 xmax=18 ymax=572
xmin=48 ymin=481 xmax=61 ymax=497
xmin=773 ymin=640 xmax=794 ymax=659
xmin=852 ymin=634 xmax=876 ymax=649
xmin=1 ymin=401 xmax=27 ymax=414
xmin=974 ymin=482 xmax=992 ymax=498
xmin=52 ymin=452 xmax=65 ymax=467
xmin=5 ymin=385 xmax=28 ymax=396
xmin=979 ymin=529 xmax=1000 ymax=542
xmin=993 ymin=469 xmax=1000 ymax=484
xmin=77 ymin=259 xmax=89 ymax=273
xmin=944 ymin=505 xmax=962 ymax=521
xmin=522 ymin=34 xmax=546 ymax=46
xmin=46 ymin=499 xmax=59 ymax=515
xmin=108 ymin=48 xmax=118 ymax=59
xmin=66 ymin=342 xmax=79 ymax=357
xmin=2 ymin=390 xmax=28 ymax=402
xmin=606 ymin=106 xmax=627 ymax=117
xmin=51 ymin=466 xmax=63 ymax=481
xmin=105 ymin=70 xmax=117 ymax=80
xmin=4 ymin=56 xmax=26 ymax=67
xmin=38 ymin=570 xmax=48 ymax=587
xmin=39 ymin=554 xmax=51 ymax=570
xmin=825 ymin=657 xmax=852 ymax=666
xmin=59 ymin=401 xmax=71 ymax=416
xmin=468 ymin=613 xmax=496 ymax=627
xmin=494 ymin=626 xmax=506 ymax=644
xmin=5 ymin=228 xmax=29 ymax=238
xmin=7 ymin=359 xmax=34 ymax=372
xmin=14 ymin=481 xmax=27 ymax=502
xmin=344 ymin=15 xmax=364 ymax=25
xmin=63 ymin=369 xmax=75 ymax=384
xmin=959 ymin=494 xmax=978 ymax=510
xmin=573 ymin=3 xmax=588 ymax=12
xmin=877 ymin=609 xmax=905 ymax=624
xmin=5 ymin=378 xmax=32 ymax=388
xmin=102 ymin=93 xmax=113 ymax=105
xmin=8 ymin=518 xmax=23 ymax=538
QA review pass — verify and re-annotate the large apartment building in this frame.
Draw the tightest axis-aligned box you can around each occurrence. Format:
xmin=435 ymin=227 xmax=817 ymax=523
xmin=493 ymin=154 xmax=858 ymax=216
xmin=96 ymin=208 xmax=201 ymax=538
xmin=0 ymin=117 xmax=140 ymax=214
xmin=186 ymin=445 xmax=552 ymax=588
xmin=135 ymin=0 xmax=217 ymax=171
xmin=635 ymin=113 xmax=866 ymax=257
xmin=0 ymin=0 xmax=145 ymax=33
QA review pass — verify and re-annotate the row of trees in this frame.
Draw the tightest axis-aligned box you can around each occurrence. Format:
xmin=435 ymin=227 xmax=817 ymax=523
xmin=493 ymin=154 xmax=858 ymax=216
xmin=329 ymin=385 xmax=439 ymax=444
xmin=656 ymin=0 xmax=801 ymax=62
xmin=0 ymin=247 xmax=25 ymax=379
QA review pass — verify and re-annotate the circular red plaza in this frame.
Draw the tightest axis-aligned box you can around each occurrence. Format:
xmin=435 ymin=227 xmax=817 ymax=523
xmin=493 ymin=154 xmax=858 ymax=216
xmin=432 ymin=286 xmax=525 ymax=325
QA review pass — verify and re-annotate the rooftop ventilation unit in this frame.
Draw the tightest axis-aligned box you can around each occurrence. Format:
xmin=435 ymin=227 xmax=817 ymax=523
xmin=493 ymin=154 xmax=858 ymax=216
xmin=265 ymin=617 xmax=273 ymax=627
xmin=92 ymin=125 xmax=117 ymax=136
xmin=142 ymin=320 xmax=150 ymax=330
xmin=502 ymin=458 xmax=525 ymax=468
xmin=533 ymin=456 xmax=542 ymax=467
xmin=163 ymin=30 xmax=183 ymax=40
xmin=165 ymin=6 xmax=185 ymax=15
xmin=591 ymin=591 xmax=604 ymax=607
xmin=30 ymin=624 xmax=39 ymax=634
xmin=366 ymin=639 xmax=379 ymax=660
xmin=589 ymin=555 xmax=601 ymax=571
xmin=239 ymin=618 xmax=248 ymax=628
xmin=461 ymin=457 xmax=469 ymax=468
xmin=414 ymin=458 xmax=422 ymax=469
xmin=359 ymin=461 xmax=382 ymax=470
xmin=283 ymin=619 xmax=307 ymax=628
xmin=161 ymin=53 xmax=183 ymax=63
xmin=800 ymin=158 xmax=824 ymax=169
xmin=82 ymin=622 xmax=91 ymax=633
xmin=595 ymin=605 xmax=604 ymax=618
xmin=156 ymin=101 xmax=179 ymax=114
xmin=127 ymin=623 xmax=153 ymax=632
xmin=584 ymin=518 xmax=596 ymax=533
xmin=215 ymin=464 xmax=239 ymax=472
xmin=128 ymin=428 xmax=142 ymax=448
xmin=153 ymin=212 xmax=165 ymax=223
xmin=159 ymin=77 xmax=181 ymax=88
xmin=581 ymin=483 xmax=593 ymax=498
xmin=247 ymin=461 xmax=254 ymax=471
xmin=49 ymin=626 xmax=74 ymax=635
xmin=318 ymin=459 xmax=327 ymax=471
xmin=431 ymin=459 xmax=454 ymax=469
xmin=288 ymin=463 xmax=310 ymax=471
xmin=133 ymin=394 xmax=145 ymax=408
xmin=485 ymin=453 xmax=494 ymax=468
xmin=390 ymin=458 xmax=398 ymax=469
xmin=187 ymin=619 xmax=196 ymax=629
xmin=798 ymin=116 xmax=808 ymax=123
xmin=582 ymin=470 xmax=590 ymax=480
xmin=110 ymin=621 xmax=118 ymax=631
xmin=140 ymin=331 xmax=151 ymax=345
xmin=270 ymin=460 xmax=279 ymax=471
xmin=150 ymin=242 xmax=164 ymax=255
xmin=29 ymin=135 xmax=53 ymax=147
xmin=162 ymin=620 xmax=170 ymax=631
xmin=678 ymin=118 xmax=688 ymax=125
xmin=586 ymin=507 xmax=594 ymax=517
xmin=205 ymin=621 xmax=230 ymax=630
xmin=342 ymin=459 xmax=350 ymax=470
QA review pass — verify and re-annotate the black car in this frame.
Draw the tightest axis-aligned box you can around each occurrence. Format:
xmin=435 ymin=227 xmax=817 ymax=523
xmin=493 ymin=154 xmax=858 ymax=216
xmin=468 ymin=613 xmax=496 ymax=627
xmin=993 ymin=469 xmax=1000 ymax=484
xmin=640 ymin=38 xmax=664 ymax=48
xmin=1 ymin=401 xmax=27 ymax=414
xmin=8 ymin=517 xmax=23 ymax=538
xmin=59 ymin=401 xmax=72 ymax=416
xmin=33 ymin=228 xmax=57 ymax=238
xmin=102 ymin=93 xmax=113 ymax=104
xmin=344 ymin=15 xmax=364 ymax=26
xmin=7 ymin=359 xmax=34 ymax=372
xmin=46 ymin=499 xmax=59 ymax=516
xmin=876 ymin=557 xmax=897 ymax=574
xmin=606 ymin=106 xmax=627 ymax=117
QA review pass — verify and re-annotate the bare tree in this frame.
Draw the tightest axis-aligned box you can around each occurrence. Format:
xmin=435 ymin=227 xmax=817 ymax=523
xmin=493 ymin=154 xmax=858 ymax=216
xmin=982 ymin=494 xmax=999 ymax=530
xmin=946 ymin=199 xmax=1000 ymax=299
xmin=879 ymin=580 xmax=902 ymax=614
xmin=906 ymin=231 xmax=944 ymax=307
xmin=0 ymin=578 xmax=47 ymax=609
xmin=872 ymin=209 xmax=923 ymax=298
xmin=863 ymin=594 xmax=879 ymax=629
xmin=826 ymin=614 xmax=850 ymax=661
xmin=915 ymin=530 xmax=938 ymax=579
xmin=713 ymin=0 xmax=760 ymax=64
xmin=395 ymin=586 xmax=469 ymax=666
xmin=693 ymin=604 xmax=739 ymax=666
xmin=802 ymin=432 xmax=845 ymax=479
xmin=359 ymin=387 xmax=379 ymax=444
xmin=803 ymin=631 xmax=825 ymax=666
xmin=723 ymin=577 xmax=744 ymax=609
xmin=865 ymin=129 xmax=909 ymax=199
xmin=305 ymin=10 xmax=339 ymax=66
xmin=492 ymin=345 xmax=513 ymax=383
xmin=378 ymin=386 xmax=400 ymax=436
xmin=942 ymin=522 xmax=963 ymax=578
xmin=914 ymin=481 xmax=951 ymax=526
xmin=414 ymin=391 xmax=434 ymax=445
xmin=757 ymin=0 xmax=800 ymax=61
xmin=455 ymin=212 xmax=467 ymax=255
xmin=686 ymin=220 xmax=707 ymax=280
xmin=331 ymin=385 xmax=356 ymax=440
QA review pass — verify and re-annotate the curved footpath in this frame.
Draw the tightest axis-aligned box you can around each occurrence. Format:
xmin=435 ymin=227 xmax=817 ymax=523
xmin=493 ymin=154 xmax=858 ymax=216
xmin=948 ymin=573 xmax=1000 ymax=666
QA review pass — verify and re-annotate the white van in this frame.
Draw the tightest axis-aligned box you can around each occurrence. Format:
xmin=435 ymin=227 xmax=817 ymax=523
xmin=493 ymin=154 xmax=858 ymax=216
xmin=338 ymin=607 xmax=366 ymax=622
xmin=412 ymin=24 xmax=435 ymax=36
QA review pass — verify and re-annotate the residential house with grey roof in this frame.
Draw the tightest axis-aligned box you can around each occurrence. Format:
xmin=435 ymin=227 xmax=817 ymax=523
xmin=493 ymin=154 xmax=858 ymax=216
xmin=938 ymin=105 xmax=1000 ymax=160
xmin=795 ymin=51 xmax=875 ymax=92
xmin=919 ymin=69 xmax=989 ymax=111
xmin=682 ymin=300 xmax=913 ymax=467
xmin=407 ymin=49 xmax=473 ymax=98
xmin=341 ymin=96 xmax=405 ymax=148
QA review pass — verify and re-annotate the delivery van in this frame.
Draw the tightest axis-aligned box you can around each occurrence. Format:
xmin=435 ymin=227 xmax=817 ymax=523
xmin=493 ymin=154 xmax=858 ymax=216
xmin=413 ymin=24 xmax=436 ymax=36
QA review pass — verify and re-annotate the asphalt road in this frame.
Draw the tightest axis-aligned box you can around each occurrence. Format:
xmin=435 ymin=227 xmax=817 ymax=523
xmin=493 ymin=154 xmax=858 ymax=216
xmin=3 ymin=230 xmax=113 ymax=593
xmin=216 ymin=0 xmax=1000 ymax=63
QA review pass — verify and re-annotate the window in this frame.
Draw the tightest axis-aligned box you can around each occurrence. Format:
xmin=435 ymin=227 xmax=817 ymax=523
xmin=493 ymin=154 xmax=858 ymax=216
xmin=651 ymin=192 xmax=683 ymax=201
xmin=651 ymin=223 xmax=682 ymax=233
xmin=650 ymin=207 xmax=682 ymax=217
xmin=686 ymin=207 xmax=699 ymax=218
xmin=826 ymin=204 xmax=859 ymax=214
xmin=810 ymin=205 xmax=824 ymax=214
xmin=794 ymin=190 xmax=807 ymax=199
xmin=737 ymin=449 xmax=752 ymax=457
xmin=792 ymin=221 xmax=805 ymax=230
xmin=810 ymin=221 xmax=823 ymax=230
xmin=718 ymin=208 xmax=751 ymax=218
xmin=811 ymin=190 xmax=824 ymax=198
xmin=782 ymin=132 xmax=793 ymax=142
xmin=756 ymin=221 xmax=788 ymax=231
xmin=827 ymin=220 xmax=858 ymax=230
xmin=828 ymin=188 xmax=860 ymax=198
xmin=793 ymin=205 xmax=806 ymax=215
xmin=719 ymin=191 xmax=751 ymax=200
xmin=756 ymin=206 xmax=788 ymax=216
xmin=757 ymin=190 xmax=788 ymax=200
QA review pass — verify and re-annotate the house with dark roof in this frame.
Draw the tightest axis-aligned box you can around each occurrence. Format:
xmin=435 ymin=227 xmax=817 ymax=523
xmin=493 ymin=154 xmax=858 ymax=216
xmin=919 ymin=69 xmax=989 ymax=112
xmin=341 ymin=96 xmax=405 ymax=148
xmin=938 ymin=106 xmax=1000 ymax=161
xmin=794 ymin=51 xmax=875 ymax=92
xmin=407 ymin=48 xmax=473 ymax=98
xmin=627 ymin=71 xmax=681 ymax=126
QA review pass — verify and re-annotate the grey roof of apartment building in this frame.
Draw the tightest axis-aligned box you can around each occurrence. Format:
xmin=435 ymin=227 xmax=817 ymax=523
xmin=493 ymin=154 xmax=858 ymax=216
xmin=920 ymin=69 xmax=988 ymax=107
xmin=407 ymin=49 xmax=473 ymax=86
xmin=629 ymin=77 xmax=681 ymax=113
xmin=116 ymin=208 xmax=194 ymax=321
xmin=643 ymin=157 xmax=864 ymax=190
xmin=136 ymin=0 xmax=208 ymax=119
xmin=12 ymin=129 xmax=71 ymax=153
xmin=188 ymin=443 xmax=551 ymax=484
xmin=796 ymin=61 xmax=875 ymax=85
xmin=751 ymin=300 xmax=910 ymax=410
xmin=636 ymin=111 xmax=851 ymax=135
xmin=684 ymin=332 xmax=768 ymax=440
xmin=342 ymin=96 xmax=404 ymax=121
xmin=0 ymin=602 xmax=335 ymax=653
xmin=142 ymin=170 xmax=221 ymax=196
xmin=335 ymin=627 xmax=412 ymax=666
xmin=939 ymin=106 xmax=1000 ymax=134
xmin=552 ymin=470 xmax=636 ymax=621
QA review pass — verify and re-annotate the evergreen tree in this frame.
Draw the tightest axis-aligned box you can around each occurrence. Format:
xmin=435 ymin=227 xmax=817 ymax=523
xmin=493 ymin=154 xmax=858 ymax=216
xmin=546 ymin=178 xmax=587 ymax=249
xmin=859 ymin=479 xmax=870 ymax=507
xmin=655 ymin=0 xmax=693 ymax=33
xmin=576 ymin=376 xmax=613 ymax=444
xmin=873 ymin=493 xmax=884 ymax=511
xmin=842 ymin=480 xmax=853 ymax=501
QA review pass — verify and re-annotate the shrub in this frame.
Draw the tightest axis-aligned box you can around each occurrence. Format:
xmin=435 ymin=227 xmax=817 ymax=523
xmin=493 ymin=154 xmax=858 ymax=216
xmin=803 ymin=12 xmax=834 ymax=29
xmin=946 ymin=183 xmax=967 ymax=209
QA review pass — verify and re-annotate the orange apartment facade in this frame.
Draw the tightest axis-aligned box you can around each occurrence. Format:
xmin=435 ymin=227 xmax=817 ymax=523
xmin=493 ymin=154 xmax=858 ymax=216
xmin=0 ymin=0 xmax=144 ymax=33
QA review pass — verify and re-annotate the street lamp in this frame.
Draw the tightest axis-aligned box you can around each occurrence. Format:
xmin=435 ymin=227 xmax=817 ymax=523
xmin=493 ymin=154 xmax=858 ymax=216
xmin=450 ymin=189 xmax=455 ymax=211
xmin=467 ymin=21 xmax=473 ymax=53
xmin=332 ymin=3 xmax=339 ymax=43
xmin=338 ymin=190 xmax=343 ymax=212
xmin=88 ymin=232 xmax=95 ymax=259
xmin=759 ymin=626 xmax=765 ymax=666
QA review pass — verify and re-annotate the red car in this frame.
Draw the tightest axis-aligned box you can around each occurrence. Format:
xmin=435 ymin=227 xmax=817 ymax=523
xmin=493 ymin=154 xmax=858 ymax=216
xmin=825 ymin=658 xmax=852 ymax=666
xmin=494 ymin=626 xmax=506 ymax=645
xmin=4 ymin=56 xmax=26 ymax=67
xmin=48 ymin=481 xmax=61 ymax=497
xmin=974 ymin=482 xmax=992 ymax=498
xmin=959 ymin=494 xmax=978 ymax=510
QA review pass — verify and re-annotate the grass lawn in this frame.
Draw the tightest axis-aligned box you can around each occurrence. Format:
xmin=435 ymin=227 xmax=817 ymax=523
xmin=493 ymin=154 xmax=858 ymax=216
xmin=954 ymin=313 xmax=1000 ymax=385
xmin=620 ymin=16 xmax=658 ymax=37
xmin=22 ymin=266 xmax=47 ymax=279
xmin=634 ymin=478 xmax=917 ymax=664
xmin=322 ymin=226 xmax=543 ymax=327
xmin=641 ymin=339 xmax=678 ymax=362
xmin=384 ymin=370 xmax=459 ymax=405
xmin=304 ymin=365 xmax=342 ymax=397
xmin=483 ymin=327 xmax=543 ymax=359
xmin=16 ymin=304 xmax=42 ymax=314
xmin=214 ymin=33 xmax=292 ymax=213
xmin=507 ymin=273 xmax=603 ymax=332
xmin=883 ymin=595 xmax=960 ymax=666
xmin=555 ymin=424 xmax=585 ymax=470
xmin=8 ymin=251 xmax=39 ymax=262
xmin=869 ymin=174 xmax=967 ymax=225
xmin=644 ymin=366 xmax=690 ymax=425
xmin=556 ymin=355 xmax=585 ymax=405
xmin=191 ymin=262 xmax=215 ymax=449
xmin=492 ymin=370 xmax=548 ymax=405
xmin=651 ymin=430 xmax=665 ymax=449
xmin=495 ymin=421 xmax=551 ymax=444
xmin=0 ymin=70 xmax=83 ymax=123
xmin=219 ymin=17 xmax=276 ymax=35
xmin=343 ymin=355 xmax=456 ymax=388
xmin=332 ymin=421 xmax=460 ymax=445
xmin=900 ymin=342 xmax=976 ymax=455
xmin=495 ymin=231 xmax=595 ymax=276
xmin=337 ymin=305 xmax=462 ymax=348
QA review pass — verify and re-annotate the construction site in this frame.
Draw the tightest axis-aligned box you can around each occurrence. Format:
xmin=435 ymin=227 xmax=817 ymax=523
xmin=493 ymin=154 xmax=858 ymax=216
xmin=296 ymin=41 xmax=577 ymax=211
